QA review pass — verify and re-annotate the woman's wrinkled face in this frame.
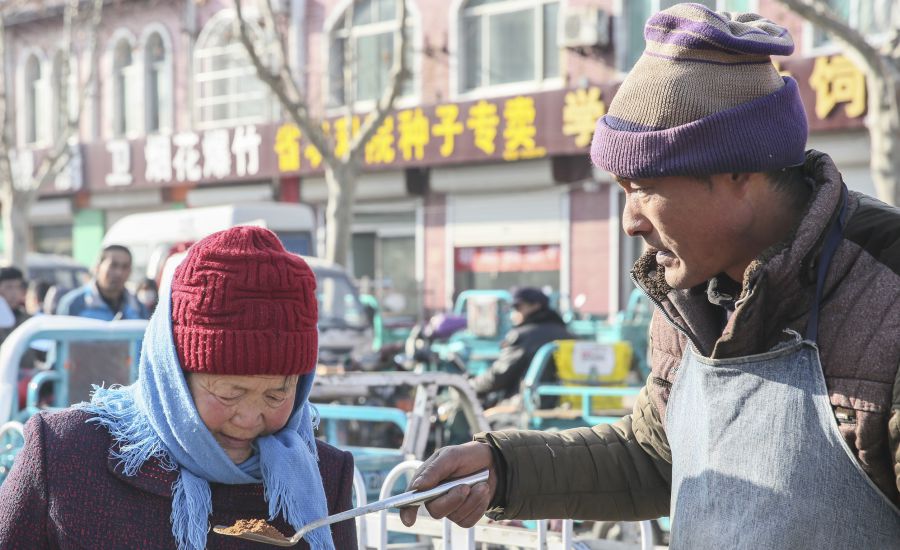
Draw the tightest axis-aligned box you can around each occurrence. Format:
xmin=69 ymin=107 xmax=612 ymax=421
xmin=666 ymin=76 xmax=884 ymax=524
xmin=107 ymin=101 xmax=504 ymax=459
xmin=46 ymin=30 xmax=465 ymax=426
xmin=188 ymin=373 xmax=300 ymax=464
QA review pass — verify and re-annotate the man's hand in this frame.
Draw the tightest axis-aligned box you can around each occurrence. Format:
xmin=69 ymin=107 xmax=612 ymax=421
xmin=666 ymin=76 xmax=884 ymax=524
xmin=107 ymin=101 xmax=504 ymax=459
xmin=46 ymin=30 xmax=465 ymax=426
xmin=399 ymin=441 xmax=497 ymax=528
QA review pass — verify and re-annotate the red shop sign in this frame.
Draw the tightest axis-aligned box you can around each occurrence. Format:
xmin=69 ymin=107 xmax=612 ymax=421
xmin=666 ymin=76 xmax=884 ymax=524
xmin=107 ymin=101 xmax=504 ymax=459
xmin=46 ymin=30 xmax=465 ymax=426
xmin=455 ymin=245 xmax=560 ymax=273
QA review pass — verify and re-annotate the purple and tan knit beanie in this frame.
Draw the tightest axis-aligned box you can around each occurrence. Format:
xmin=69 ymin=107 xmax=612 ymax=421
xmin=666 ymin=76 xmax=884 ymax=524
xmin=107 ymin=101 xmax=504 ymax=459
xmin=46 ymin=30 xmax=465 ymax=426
xmin=171 ymin=226 xmax=319 ymax=377
xmin=591 ymin=3 xmax=807 ymax=178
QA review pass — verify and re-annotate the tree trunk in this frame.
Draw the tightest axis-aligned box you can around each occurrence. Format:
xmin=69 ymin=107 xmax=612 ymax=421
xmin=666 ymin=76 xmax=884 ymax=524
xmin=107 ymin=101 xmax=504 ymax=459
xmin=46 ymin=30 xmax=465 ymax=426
xmin=1 ymin=186 xmax=36 ymax=270
xmin=866 ymin=71 xmax=900 ymax=206
xmin=324 ymin=163 xmax=359 ymax=267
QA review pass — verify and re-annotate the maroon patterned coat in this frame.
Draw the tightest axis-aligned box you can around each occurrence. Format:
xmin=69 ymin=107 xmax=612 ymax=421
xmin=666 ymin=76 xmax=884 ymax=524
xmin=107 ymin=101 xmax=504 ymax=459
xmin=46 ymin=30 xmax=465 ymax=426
xmin=0 ymin=409 xmax=357 ymax=549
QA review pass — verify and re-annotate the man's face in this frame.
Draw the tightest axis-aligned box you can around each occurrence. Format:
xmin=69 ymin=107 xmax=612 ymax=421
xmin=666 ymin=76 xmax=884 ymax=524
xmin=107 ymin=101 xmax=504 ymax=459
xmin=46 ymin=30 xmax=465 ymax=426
xmin=0 ymin=279 xmax=26 ymax=309
xmin=511 ymin=301 xmax=541 ymax=326
xmin=617 ymin=174 xmax=754 ymax=289
xmin=96 ymin=250 xmax=132 ymax=296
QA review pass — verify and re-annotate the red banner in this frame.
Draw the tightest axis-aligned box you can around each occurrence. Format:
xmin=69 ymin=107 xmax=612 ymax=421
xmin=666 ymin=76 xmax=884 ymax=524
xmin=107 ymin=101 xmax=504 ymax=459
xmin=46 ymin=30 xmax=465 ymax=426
xmin=455 ymin=245 xmax=560 ymax=273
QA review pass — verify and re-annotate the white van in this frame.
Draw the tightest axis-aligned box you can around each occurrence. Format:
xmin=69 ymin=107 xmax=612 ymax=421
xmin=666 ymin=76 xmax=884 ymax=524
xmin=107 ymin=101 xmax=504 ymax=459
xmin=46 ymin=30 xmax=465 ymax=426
xmin=102 ymin=203 xmax=317 ymax=283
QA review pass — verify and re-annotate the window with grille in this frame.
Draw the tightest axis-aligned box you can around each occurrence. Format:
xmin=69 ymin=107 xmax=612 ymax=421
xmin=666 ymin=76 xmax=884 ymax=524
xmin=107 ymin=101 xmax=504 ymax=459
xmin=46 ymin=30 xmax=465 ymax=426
xmin=618 ymin=0 xmax=755 ymax=72
xmin=809 ymin=0 xmax=895 ymax=49
xmin=194 ymin=12 xmax=270 ymax=129
xmin=328 ymin=0 xmax=415 ymax=107
xmin=144 ymin=32 xmax=173 ymax=134
xmin=459 ymin=0 xmax=560 ymax=92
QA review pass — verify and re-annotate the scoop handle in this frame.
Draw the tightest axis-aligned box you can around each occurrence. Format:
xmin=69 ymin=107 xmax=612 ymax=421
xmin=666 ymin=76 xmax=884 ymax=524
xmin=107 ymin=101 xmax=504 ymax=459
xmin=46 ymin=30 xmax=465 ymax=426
xmin=292 ymin=470 xmax=490 ymax=540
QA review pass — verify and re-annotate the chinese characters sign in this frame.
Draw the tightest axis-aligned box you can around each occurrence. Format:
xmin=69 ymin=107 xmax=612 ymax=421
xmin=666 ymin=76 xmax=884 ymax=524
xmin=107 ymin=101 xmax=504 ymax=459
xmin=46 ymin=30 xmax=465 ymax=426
xmin=809 ymin=54 xmax=866 ymax=120
xmin=88 ymin=125 xmax=268 ymax=191
xmin=81 ymin=53 xmax=866 ymax=194
xmin=272 ymin=89 xmax=613 ymax=176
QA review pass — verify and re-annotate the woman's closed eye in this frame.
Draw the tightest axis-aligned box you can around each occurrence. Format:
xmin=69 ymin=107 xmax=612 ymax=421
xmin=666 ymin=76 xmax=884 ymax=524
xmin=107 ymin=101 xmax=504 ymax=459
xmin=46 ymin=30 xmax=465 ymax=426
xmin=216 ymin=393 xmax=243 ymax=405
xmin=265 ymin=393 xmax=288 ymax=406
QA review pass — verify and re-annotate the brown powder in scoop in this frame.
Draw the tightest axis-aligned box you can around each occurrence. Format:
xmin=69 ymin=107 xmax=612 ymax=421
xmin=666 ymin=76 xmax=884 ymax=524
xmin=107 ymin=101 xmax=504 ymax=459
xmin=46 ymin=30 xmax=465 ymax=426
xmin=220 ymin=518 xmax=286 ymax=538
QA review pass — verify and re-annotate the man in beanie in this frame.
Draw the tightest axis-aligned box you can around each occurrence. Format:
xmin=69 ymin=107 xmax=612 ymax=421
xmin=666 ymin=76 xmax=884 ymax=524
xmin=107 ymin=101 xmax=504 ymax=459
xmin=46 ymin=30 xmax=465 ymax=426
xmin=470 ymin=287 xmax=570 ymax=409
xmin=0 ymin=226 xmax=356 ymax=549
xmin=399 ymin=4 xmax=900 ymax=547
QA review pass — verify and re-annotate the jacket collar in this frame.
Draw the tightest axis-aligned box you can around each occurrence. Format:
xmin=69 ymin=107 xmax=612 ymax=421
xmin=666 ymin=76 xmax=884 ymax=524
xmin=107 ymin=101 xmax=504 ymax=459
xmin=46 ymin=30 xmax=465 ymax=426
xmin=86 ymin=281 xmax=140 ymax=315
xmin=107 ymin=450 xmax=178 ymax=497
xmin=633 ymin=150 xmax=850 ymax=358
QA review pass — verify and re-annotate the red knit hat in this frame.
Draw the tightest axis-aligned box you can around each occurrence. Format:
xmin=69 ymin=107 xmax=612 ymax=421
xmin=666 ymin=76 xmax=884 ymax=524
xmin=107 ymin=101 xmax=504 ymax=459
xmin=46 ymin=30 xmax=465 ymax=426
xmin=170 ymin=226 xmax=318 ymax=376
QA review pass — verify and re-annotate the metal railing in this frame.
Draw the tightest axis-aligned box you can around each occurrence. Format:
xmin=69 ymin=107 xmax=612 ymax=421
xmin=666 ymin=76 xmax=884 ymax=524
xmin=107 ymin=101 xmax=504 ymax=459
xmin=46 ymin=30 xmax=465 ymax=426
xmin=352 ymin=460 xmax=656 ymax=550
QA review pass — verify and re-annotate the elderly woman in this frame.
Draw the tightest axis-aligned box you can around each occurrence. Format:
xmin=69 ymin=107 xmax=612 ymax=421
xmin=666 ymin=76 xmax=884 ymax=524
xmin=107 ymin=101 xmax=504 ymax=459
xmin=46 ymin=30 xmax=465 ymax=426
xmin=0 ymin=227 xmax=356 ymax=549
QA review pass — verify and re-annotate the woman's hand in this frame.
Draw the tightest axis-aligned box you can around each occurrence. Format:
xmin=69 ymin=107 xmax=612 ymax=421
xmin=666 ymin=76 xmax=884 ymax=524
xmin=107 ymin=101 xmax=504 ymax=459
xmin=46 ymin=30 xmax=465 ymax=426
xmin=399 ymin=442 xmax=497 ymax=528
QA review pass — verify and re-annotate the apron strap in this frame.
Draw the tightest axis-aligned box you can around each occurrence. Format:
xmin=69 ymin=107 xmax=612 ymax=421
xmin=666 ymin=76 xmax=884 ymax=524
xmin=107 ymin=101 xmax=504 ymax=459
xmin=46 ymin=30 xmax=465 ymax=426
xmin=805 ymin=184 xmax=849 ymax=343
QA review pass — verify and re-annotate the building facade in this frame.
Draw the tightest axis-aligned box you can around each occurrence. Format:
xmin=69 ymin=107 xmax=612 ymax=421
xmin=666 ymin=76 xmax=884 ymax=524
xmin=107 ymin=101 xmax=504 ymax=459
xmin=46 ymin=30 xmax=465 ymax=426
xmin=4 ymin=0 xmax=884 ymax=319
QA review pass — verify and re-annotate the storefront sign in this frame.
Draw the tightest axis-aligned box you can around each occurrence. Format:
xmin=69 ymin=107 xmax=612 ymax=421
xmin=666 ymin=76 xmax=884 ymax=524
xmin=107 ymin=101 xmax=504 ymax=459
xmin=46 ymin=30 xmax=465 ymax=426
xmin=455 ymin=245 xmax=561 ymax=273
xmin=808 ymin=54 xmax=866 ymax=120
xmin=65 ymin=53 xmax=866 ymax=195
xmin=273 ymin=87 xmax=613 ymax=176
xmin=777 ymin=53 xmax=867 ymax=131
xmin=84 ymin=124 xmax=273 ymax=192
xmin=105 ymin=140 xmax=132 ymax=187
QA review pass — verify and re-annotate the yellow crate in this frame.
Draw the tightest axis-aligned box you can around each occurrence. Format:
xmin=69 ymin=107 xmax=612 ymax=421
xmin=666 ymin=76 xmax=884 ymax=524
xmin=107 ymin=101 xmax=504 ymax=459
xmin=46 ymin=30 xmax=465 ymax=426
xmin=553 ymin=340 xmax=633 ymax=411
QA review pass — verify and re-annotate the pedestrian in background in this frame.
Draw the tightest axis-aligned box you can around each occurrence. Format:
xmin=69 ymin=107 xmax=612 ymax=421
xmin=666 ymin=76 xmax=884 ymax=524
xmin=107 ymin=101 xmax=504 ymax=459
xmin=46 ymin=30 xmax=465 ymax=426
xmin=25 ymin=279 xmax=52 ymax=317
xmin=56 ymin=245 xmax=148 ymax=320
xmin=136 ymin=277 xmax=159 ymax=316
xmin=0 ymin=267 xmax=30 ymax=343
xmin=469 ymin=287 xmax=570 ymax=409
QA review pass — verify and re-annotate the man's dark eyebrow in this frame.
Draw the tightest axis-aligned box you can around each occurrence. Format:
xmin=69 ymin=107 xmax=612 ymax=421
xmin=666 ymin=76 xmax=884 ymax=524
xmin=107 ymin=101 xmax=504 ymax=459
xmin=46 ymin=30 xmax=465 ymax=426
xmin=614 ymin=176 xmax=629 ymax=185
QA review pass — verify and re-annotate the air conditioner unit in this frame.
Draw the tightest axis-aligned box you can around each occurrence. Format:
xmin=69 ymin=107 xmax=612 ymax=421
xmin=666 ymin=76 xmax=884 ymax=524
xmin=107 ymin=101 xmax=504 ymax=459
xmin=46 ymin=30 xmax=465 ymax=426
xmin=560 ymin=7 xmax=610 ymax=49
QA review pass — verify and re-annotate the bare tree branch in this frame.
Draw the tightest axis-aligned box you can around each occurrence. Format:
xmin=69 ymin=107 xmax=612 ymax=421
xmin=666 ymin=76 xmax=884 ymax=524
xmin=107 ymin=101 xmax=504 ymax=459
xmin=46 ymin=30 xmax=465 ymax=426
xmin=339 ymin=1 xmax=356 ymax=164
xmin=347 ymin=0 xmax=408 ymax=166
xmin=32 ymin=0 xmax=103 ymax=189
xmin=236 ymin=0 xmax=411 ymax=263
xmin=776 ymin=0 xmax=885 ymax=76
xmin=779 ymin=0 xmax=900 ymax=206
xmin=0 ymin=11 xmax=16 ymax=187
xmin=234 ymin=0 xmax=335 ymax=163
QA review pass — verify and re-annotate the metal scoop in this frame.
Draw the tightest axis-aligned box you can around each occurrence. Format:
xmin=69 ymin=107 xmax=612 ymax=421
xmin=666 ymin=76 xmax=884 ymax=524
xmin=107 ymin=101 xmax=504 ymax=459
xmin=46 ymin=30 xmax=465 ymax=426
xmin=212 ymin=470 xmax=489 ymax=547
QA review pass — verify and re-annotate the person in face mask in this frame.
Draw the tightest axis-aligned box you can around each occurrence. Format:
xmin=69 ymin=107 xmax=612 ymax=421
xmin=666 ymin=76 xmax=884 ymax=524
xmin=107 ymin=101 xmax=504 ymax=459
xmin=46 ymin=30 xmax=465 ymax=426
xmin=136 ymin=277 xmax=159 ymax=317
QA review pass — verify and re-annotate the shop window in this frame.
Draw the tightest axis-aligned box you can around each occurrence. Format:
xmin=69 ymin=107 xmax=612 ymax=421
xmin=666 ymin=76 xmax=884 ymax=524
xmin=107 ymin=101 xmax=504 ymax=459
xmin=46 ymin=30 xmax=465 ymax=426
xmin=23 ymin=54 xmax=49 ymax=145
xmin=328 ymin=0 xmax=415 ymax=107
xmin=618 ymin=0 xmax=755 ymax=72
xmin=111 ymin=38 xmax=139 ymax=137
xmin=194 ymin=11 xmax=270 ymax=129
xmin=51 ymin=51 xmax=70 ymax=140
xmin=379 ymin=236 xmax=418 ymax=318
xmin=144 ymin=30 xmax=173 ymax=134
xmin=454 ymin=244 xmax=561 ymax=296
xmin=352 ymin=232 xmax=419 ymax=319
xmin=32 ymin=224 xmax=73 ymax=257
xmin=352 ymin=233 xmax=377 ymax=284
xmin=809 ymin=0 xmax=895 ymax=50
xmin=459 ymin=0 xmax=559 ymax=92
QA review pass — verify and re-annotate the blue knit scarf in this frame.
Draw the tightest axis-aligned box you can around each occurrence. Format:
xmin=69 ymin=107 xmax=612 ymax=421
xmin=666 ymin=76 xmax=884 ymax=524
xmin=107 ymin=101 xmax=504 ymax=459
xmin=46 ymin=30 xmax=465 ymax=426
xmin=80 ymin=277 xmax=335 ymax=550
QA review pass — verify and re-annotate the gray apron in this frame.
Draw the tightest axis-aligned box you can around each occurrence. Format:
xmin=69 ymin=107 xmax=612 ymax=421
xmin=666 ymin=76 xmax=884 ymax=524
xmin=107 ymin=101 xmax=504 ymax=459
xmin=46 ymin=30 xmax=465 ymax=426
xmin=666 ymin=186 xmax=900 ymax=549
